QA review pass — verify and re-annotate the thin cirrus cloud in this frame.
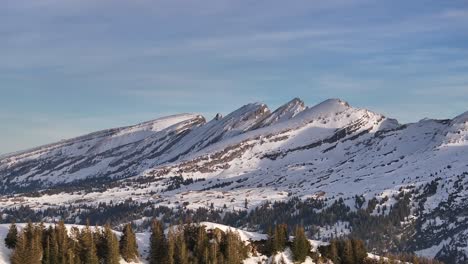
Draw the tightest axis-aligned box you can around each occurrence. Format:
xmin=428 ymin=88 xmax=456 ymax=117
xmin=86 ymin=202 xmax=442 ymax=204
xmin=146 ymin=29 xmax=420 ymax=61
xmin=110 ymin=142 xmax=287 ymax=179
xmin=0 ymin=0 xmax=467 ymax=154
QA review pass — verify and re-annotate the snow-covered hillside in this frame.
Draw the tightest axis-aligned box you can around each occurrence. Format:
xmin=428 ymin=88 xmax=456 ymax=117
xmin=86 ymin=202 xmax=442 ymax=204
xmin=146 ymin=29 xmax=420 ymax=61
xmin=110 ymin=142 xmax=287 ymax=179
xmin=0 ymin=98 xmax=467 ymax=262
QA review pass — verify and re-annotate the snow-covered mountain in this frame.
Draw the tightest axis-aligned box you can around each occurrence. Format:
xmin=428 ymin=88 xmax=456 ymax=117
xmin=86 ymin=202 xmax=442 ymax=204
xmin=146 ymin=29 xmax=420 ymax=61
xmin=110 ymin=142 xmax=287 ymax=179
xmin=0 ymin=98 xmax=467 ymax=262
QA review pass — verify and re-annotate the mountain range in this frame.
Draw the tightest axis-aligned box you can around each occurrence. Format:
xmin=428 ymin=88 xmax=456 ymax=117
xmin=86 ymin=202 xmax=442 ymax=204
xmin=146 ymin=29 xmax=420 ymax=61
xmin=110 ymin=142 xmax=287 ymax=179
xmin=0 ymin=98 xmax=467 ymax=263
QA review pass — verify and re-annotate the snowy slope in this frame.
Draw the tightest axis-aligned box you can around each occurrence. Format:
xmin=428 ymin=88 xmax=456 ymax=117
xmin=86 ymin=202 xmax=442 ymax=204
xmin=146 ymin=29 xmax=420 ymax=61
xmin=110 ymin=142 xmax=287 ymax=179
xmin=0 ymin=114 xmax=204 ymax=189
xmin=0 ymin=97 xmax=467 ymax=261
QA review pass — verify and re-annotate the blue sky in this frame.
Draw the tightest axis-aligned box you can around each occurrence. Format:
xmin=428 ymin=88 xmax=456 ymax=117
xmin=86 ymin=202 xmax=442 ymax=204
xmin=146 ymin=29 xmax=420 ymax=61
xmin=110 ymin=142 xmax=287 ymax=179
xmin=1 ymin=0 xmax=468 ymax=154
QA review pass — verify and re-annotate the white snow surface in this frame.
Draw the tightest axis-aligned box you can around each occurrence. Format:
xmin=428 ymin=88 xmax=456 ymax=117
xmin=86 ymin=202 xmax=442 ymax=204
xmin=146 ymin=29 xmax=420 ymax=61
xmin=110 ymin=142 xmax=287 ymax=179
xmin=199 ymin=222 xmax=267 ymax=242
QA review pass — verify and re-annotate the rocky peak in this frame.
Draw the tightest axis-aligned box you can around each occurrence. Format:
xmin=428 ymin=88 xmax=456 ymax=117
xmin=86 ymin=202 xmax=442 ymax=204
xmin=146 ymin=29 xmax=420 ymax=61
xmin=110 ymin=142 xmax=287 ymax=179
xmin=254 ymin=97 xmax=306 ymax=129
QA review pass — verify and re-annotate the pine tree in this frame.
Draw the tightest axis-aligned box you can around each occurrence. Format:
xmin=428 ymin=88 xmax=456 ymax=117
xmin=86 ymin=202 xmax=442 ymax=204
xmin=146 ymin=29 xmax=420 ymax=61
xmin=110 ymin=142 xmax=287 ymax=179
xmin=208 ymin=236 xmax=219 ymax=264
xmin=95 ymin=226 xmax=106 ymax=262
xmin=79 ymin=223 xmax=99 ymax=264
xmin=173 ymin=227 xmax=189 ymax=264
xmin=150 ymin=219 xmax=167 ymax=264
xmin=267 ymin=224 xmax=288 ymax=255
xmin=167 ymin=228 xmax=176 ymax=264
xmin=66 ymin=248 xmax=77 ymax=264
xmin=25 ymin=222 xmax=42 ymax=264
xmin=56 ymin=220 xmax=69 ymax=263
xmin=4 ymin=222 xmax=18 ymax=249
xmin=328 ymin=239 xmax=339 ymax=264
xmin=266 ymin=227 xmax=277 ymax=255
xmin=222 ymin=230 xmax=247 ymax=264
xmin=292 ymin=226 xmax=311 ymax=263
xmin=10 ymin=232 xmax=29 ymax=264
xmin=11 ymin=223 xmax=42 ymax=264
xmin=120 ymin=223 xmax=139 ymax=262
xmin=69 ymin=227 xmax=82 ymax=264
xmin=275 ymin=224 xmax=288 ymax=252
xmin=341 ymin=239 xmax=354 ymax=264
xmin=194 ymin=226 xmax=209 ymax=264
xmin=223 ymin=230 xmax=239 ymax=264
xmin=43 ymin=235 xmax=51 ymax=264
xmin=43 ymin=226 xmax=59 ymax=264
xmin=103 ymin=223 xmax=120 ymax=264
xmin=351 ymin=238 xmax=367 ymax=263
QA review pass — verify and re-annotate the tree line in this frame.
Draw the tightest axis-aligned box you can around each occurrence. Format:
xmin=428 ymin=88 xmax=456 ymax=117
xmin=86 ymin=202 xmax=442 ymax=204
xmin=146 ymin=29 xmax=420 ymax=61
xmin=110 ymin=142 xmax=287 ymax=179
xmin=4 ymin=220 xmax=329 ymax=264
xmin=4 ymin=221 xmax=138 ymax=264
xmin=4 ymin=219 xmax=442 ymax=264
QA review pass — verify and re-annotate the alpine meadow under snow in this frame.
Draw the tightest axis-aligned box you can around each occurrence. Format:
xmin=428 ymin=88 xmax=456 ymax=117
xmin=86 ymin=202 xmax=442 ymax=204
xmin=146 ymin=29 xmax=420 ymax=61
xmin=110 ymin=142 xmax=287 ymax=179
xmin=0 ymin=98 xmax=467 ymax=263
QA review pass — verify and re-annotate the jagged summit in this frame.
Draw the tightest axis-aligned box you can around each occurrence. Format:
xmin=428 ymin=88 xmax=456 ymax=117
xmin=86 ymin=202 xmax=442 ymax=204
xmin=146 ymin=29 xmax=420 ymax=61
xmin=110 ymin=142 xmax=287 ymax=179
xmin=254 ymin=98 xmax=306 ymax=129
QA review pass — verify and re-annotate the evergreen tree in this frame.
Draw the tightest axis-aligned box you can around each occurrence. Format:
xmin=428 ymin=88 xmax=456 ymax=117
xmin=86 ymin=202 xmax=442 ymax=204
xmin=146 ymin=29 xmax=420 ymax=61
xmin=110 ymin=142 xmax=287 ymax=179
xmin=341 ymin=239 xmax=354 ymax=264
xmin=10 ymin=232 xmax=30 ymax=264
xmin=79 ymin=223 xmax=99 ymax=264
xmin=69 ymin=227 xmax=82 ymax=264
xmin=150 ymin=219 xmax=167 ymax=264
xmin=174 ymin=228 xmax=189 ymax=264
xmin=66 ymin=248 xmax=77 ymax=264
xmin=103 ymin=223 xmax=120 ymax=264
xmin=267 ymin=224 xmax=288 ymax=255
xmin=4 ymin=222 xmax=18 ymax=249
xmin=11 ymin=223 xmax=42 ymax=264
xmin=167 ymin=228 xmax=176 ymax=264
xmin=208 ymin=236 xmax=219 ymax=264
xmin=222 ymin=230 xmax=247 ymax=264
xmin=266 ymin=227 xmax=277 ymax=255
xmin=329 ymin=240 xmax=339 ymax=264
xmin=120 ymin=223 xmax=139 ymax=262
xmin=351 ymin=238 xmax=367 ymax=263
xmin=56 ymin=221 xmax=69 ymax=263
xmin=43 ymin=226 xmax=59 ymax=264
xmin=275 ymin=224 xmax=288 ymax=252
xmin=319 ymin=239 xmax=338 ymax=264
xmin=43 ymin=235 xmax=51 ymax=264
xmin=194 ymin=226 xmax=209 ymax=264
xmin=26 ymin=222 xmax=43 ymax=264
xmin=223 ymin=230 xmax=239 ymax=264
xmin=291 ymin=226 xmax=311 ymax=262
xmin=94 ymin=227 xmax=106 ymax=262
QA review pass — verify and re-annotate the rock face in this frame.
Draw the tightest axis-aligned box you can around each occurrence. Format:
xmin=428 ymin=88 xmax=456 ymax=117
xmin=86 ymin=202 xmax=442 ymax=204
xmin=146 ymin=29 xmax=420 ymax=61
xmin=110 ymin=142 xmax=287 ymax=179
xmin=0 ymin=98 xmax=467 ymax=262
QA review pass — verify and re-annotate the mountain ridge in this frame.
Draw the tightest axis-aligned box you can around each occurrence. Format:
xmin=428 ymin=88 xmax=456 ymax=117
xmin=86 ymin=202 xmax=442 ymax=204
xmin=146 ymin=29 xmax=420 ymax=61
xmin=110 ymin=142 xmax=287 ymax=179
xmin=0 ymin=97 xmax=467 ymax=262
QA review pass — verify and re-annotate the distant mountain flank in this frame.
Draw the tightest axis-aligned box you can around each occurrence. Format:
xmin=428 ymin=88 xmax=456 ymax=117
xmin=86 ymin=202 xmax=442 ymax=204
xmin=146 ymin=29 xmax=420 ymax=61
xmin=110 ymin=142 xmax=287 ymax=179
xmin=0 ymin=98 xmax=467 ymax=263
